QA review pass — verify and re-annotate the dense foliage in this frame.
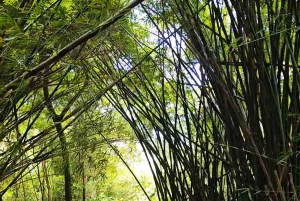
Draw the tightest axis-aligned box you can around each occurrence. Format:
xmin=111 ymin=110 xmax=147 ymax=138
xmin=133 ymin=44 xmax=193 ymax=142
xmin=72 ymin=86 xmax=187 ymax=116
xmin=0 ymin=0 xmax=299 ymax=200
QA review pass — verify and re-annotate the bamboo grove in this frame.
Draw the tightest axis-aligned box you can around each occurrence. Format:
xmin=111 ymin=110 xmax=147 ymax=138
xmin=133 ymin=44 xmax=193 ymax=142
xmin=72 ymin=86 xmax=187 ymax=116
xmin=0 ymin=0 xmax=299 ymax=200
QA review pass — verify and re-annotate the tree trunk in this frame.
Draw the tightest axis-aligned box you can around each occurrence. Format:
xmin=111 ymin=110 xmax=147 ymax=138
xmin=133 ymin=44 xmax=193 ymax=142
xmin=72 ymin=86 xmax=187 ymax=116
xmin=82 ymin=160 xmax=86 ymax=201
xmin=43 ymin=85 xmax=72 ymax=201
xmin=54 ymin=116 xmax=72 ymax=201
xmin=42 ymin=161 xmax=52 ymax=201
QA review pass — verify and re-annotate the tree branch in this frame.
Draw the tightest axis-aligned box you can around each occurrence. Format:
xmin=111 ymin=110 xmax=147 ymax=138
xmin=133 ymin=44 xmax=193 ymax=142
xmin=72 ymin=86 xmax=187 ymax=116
xmin=1 ymin=0 xmax=145 ymax=96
